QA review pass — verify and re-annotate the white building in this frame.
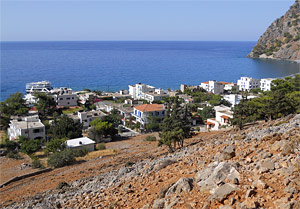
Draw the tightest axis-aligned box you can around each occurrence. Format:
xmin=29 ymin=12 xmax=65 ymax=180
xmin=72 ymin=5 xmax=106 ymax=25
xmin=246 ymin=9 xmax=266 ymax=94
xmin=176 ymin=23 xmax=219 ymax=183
xmin=237 ymin=77 xmax=260 ymax=91
xmin=206 ymin=105 xmax=233 ymax=131
xmin=77 ymin=110 xmax=107 ymax=129
xmin=141 ymin=92 xmax=169 ymax=103
xmin=200 ymin=81 xmax=224 ymax=94
xmin=222 ymin=94 xmax=241 ymax=107
xmin=7 ymin=115 xmax=45 ymax=140
xmin=260 ymin=78 xmax=275 ymax=91
xmin=66 ymin=137 xmax=95 ymax=151
xmin=132 ymin=104 xmax=166 ymax=127
xmin=128 ymin=83 xmax=155 ymax=100
xmin=51 ymin=88 xmax=78 ymax=107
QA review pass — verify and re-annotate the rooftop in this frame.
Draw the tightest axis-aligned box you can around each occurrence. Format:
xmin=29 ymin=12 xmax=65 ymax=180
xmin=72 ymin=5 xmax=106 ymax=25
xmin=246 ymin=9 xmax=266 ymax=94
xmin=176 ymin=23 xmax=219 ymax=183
xmin=66 ymin=137 xmax=95 ymax=148
xmin=11 ymin=120 xmax=44 ymax=129
xmin=134 ymin=104 xmax=165 ymax=112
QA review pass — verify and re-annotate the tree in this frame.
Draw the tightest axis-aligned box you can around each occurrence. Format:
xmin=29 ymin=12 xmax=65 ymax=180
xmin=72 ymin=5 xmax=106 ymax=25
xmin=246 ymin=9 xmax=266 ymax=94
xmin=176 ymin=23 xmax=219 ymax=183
xmin=89 ymin=119 xmax=117 ymax=141
xmin=198 ymin=106 xmax=215 ymax=122
xmin=34 ymin=93 xmax=56 ymax=119
xmin=101 ymin=108 xmax=122 ymax=125
xmin=20 ymin=139 xmax=41 ymax=155
xmin=159 ymin=97 xmax=191 ymax=152
xmin=145 ymin=114 xmax=160 ymax=132
xmin=45 ymin=138 xmax=67 ymax=153
xmin=49 ymin=115 xmax=82 ymax=139
xmin=0 ymin=92 xmax=29 ymax=130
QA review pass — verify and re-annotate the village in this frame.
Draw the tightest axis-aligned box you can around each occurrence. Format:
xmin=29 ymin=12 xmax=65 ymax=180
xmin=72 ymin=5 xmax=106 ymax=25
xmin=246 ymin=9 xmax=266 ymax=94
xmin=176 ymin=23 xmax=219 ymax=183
xmin=4 ymin=76 xmax=275 ymax=151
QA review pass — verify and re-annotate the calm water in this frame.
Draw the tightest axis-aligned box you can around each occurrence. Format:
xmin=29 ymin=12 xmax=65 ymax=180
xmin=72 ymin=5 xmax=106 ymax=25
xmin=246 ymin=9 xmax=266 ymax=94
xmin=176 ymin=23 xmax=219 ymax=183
xmin=1 ymin=41 xmax=299 ymax=101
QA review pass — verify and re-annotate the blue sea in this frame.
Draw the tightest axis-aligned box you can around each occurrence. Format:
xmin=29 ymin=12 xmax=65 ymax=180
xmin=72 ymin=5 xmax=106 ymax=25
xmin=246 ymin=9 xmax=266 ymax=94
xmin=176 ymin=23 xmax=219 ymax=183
xmin=1 ymin=41 xmax=299 ymax=101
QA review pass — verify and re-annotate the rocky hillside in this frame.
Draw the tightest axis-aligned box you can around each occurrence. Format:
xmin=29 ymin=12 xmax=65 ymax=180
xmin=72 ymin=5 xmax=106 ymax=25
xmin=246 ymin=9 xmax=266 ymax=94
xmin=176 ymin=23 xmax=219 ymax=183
xmin=248 ymin=1 xmax=300 ymax=61
xmin=3 ymin=114 xmax=300 ymax=209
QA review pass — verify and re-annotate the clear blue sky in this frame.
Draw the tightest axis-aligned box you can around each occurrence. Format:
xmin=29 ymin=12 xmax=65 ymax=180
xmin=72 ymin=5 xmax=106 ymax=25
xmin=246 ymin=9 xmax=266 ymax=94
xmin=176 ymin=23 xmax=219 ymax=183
xmin=0 ymin=0 xmax=296 ymax=41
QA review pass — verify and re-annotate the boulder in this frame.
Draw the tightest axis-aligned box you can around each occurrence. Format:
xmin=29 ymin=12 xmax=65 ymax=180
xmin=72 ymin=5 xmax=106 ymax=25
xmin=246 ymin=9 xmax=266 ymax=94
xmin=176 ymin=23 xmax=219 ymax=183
xmin=195 ymin=162 xmax=240 ymax=193
xmin=209 ymin=183 xmax=237 ymax=202
xmin=259 ymin=159 xmax=275 ymax=172
xmin=154 ymin=159 xmax=176 ymax=172
xmin=221 ymin=145 xmax=236 ymax=160
xmin=165 ymin=178 xmax=193 ymax=196
xmin=152 ymin=198 xmax=165 ymax=209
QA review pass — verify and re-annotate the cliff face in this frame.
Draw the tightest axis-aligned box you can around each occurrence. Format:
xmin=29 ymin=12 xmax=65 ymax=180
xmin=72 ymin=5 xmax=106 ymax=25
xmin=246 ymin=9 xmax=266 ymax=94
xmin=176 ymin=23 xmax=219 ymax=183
xmin=248 ymin=1 xmax=300 ymax=61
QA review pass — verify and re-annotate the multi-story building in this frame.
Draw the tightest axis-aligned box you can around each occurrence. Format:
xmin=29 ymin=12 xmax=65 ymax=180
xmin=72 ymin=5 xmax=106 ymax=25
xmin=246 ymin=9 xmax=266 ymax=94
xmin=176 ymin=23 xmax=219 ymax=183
xmin=237 ymin=77 xmax=260 ymax=91
xmin=260 ymin=78 xmax=275 ymax=91
xmin=77 ymin=110 xmax=107 ymax=129
xmin=132 ymin=104 xmax=166 ymax=127
xmin=206 ymin=105 xmax=233 ymax=131
xmin=200 ymin=81 xmax=224 ymax=94
xmin=7 ymin=115 xmax=45 ymax=140
xmin=51 ymin=88 xmax=78 ymax=107
xmin=128 ymin=83 xmax=155 ymax=100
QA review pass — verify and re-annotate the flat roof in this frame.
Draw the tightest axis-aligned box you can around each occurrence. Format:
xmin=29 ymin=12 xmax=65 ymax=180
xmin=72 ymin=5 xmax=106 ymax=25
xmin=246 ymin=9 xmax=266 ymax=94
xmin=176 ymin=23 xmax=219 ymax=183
xmin=66 ymin=137 xmax=95 ymax=148
xmin=11 ymin=120 xmax=44 ymax=129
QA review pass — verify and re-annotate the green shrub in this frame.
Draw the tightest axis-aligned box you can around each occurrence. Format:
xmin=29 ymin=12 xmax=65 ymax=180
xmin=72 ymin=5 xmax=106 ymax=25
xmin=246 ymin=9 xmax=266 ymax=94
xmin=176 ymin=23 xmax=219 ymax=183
xmin=6 ymin=151 xmax=22 ymax=159
xmin=47 ymin=149 xmax=76 ymax=168
xmin=20 ymin=139 xmax=40 ymax=155
xmin=57 ymin=181 xmax=69 ymax=189
xmin=97 ymin=143 xmax=106 ymax=150
xmin=72 ymin=148 xmax=89 ymax=157
xmin=32 ymin=159 xmax=44 ymax=169
xmin=1 ymin=139 xmax=19 ymax=151
xmin=144 ymin=136 xmax=156 ymax=141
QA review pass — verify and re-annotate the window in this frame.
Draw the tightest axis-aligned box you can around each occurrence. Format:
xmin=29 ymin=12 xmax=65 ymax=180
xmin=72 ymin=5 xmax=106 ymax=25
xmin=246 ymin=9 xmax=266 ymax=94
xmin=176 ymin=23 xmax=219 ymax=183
xmin=60 ymin=98 xmax=63 ymax=100
xmin=72 ymin=97 xmax=74 ymax=99
xmin=67 ymin=97 xmax=70 ymax=100
xmin=33 ymin=129 xmax=40 ymax=133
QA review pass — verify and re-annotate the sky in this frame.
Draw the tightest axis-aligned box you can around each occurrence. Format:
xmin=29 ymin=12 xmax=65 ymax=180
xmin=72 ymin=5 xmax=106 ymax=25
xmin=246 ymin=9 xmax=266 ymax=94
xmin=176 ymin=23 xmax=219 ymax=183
xmin=0 ymin=0 xmax=296 ymax=41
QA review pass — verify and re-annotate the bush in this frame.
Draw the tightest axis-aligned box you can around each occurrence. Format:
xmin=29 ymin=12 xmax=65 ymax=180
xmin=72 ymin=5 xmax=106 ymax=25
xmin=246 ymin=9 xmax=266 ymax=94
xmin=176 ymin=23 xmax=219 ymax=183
xmin=47 ymin=149 xmax=76 ymax=168
xmin=20 ymin=139 xmax=40 ymax=155
xmin=144 ymin=136 xmax=156 ymax=141
xmin=57 ymin=181 xmax=70 ymax=189
xmin=6 ymin=151 xmax=22 ymax=159
xmin=32 ymin=159 xmax=44 ymax=169
xmin=72 ymin=148 xmax=89 ymax=157
xmin=97 ymin=143 xmax=106 ymax=150
xmin=1 ymin=139 xmax=19 ymax=151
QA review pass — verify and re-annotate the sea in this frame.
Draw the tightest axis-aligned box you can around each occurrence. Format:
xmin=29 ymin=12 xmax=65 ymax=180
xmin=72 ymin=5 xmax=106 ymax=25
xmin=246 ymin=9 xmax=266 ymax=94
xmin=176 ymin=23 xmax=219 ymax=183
xmin=1 ymin=41 xmax=299 ymax=101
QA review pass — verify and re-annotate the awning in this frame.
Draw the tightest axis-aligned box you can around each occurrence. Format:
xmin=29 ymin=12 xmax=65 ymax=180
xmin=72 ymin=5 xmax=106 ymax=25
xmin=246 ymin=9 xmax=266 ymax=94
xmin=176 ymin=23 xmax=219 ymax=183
xmin=221 ymin=115 xmax=229 ymax=120
xmin=206 ymin=122 xmax=215 ymax=126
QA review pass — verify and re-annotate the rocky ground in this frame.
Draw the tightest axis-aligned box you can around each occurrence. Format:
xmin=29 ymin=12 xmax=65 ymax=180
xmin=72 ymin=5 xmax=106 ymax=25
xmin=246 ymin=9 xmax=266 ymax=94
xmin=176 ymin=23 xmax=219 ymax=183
xmin=1 ymin=114 xmax=300 ymax=209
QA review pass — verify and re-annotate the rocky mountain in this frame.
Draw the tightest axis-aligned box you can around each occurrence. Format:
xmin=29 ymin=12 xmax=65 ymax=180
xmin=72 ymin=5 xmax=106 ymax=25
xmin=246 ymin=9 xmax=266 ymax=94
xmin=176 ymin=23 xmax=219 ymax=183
xmin=248 ymin=1 xmax=300 ymax=62
xmin=2 ymin=114 xmax=300 ymax=208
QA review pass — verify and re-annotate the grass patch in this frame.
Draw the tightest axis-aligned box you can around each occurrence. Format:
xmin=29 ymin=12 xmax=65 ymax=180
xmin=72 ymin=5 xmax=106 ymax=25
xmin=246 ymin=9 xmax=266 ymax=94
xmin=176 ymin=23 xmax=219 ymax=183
xmin=97 ymin=143 xmax=106 ymax=150
xmin=144 ymin=135 xmax=157 ymax=141
xmin=62 ymin=107 xmax=82 ymax=114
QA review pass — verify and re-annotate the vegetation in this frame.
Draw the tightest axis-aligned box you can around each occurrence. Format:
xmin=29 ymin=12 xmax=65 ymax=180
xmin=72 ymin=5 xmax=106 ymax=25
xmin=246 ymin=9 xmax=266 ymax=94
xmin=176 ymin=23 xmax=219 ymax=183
xmin=0 ymin=92 xmax=29 ymax=130
xmin=45 ymin=138 xmax=67 ymax=154
xmin=49 ymin=114 xmax=82 ymax=139
xmin=97 ymin=143 xmax=106 ymax=150
xmin=198 ymin=106 xmax=215 ymax=123
xmin=6 ymin=151 xmax=22 ymax=159
xmin=88 ymin=119 xmax=117 ymax=142
xmin=32 ymin=159 xmax=44 ymax=169
xmin=158 ymin=97 xmax=191 ymax=152
xmin=232 ymin=75 xmax=300 ymax=129
xmin=47 ymin=148 xmax=88 ymax=168
xmin=20 ymin=139 xmax=41 ymax=155
xmin=34 ymin=93 xmax=57 ymax=119
xmin=144 ymin=135 xmax=157 ymax=141
xmin=145 ymin=115 xmax=160 ymax=132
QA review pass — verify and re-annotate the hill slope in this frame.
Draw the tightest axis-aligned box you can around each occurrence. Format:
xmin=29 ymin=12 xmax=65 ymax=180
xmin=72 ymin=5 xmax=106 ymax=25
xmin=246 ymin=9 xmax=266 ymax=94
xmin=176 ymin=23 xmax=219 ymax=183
xmin=248 ymin=1 xmax=300 ymax=61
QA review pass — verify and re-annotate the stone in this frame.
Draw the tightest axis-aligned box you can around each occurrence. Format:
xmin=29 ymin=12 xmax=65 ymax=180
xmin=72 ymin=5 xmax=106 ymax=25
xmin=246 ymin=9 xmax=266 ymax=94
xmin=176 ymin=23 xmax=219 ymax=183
xmin=252 ymin=179 xmax=267 ymax=190
xmin=221 ymin=145 xmax=236 ymax=160
xmin=209 ymin=183 xmax=237 ymax=202
xmin=152 ymin=198 xmax=165 ymax=209
xmin=284 ymin=184 xmax=298 ymax=194
xmin=243 ymin=198 xmax=259 ymax=209
xmin=245 ymin=189 xmax=256 ymax=198
xmin=259 ymin=159 xmax=275 ymax=172
xmin=154 ymin=159 xmax=176 ymax=171
xmin=166 ymin=178 xmax=193 ymax=196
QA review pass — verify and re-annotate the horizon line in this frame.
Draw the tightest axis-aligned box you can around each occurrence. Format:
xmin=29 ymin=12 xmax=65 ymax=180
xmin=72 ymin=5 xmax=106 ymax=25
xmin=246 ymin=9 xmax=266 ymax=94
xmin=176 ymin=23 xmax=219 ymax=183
xmin=0 ymin=40 xmax=257 ymax=42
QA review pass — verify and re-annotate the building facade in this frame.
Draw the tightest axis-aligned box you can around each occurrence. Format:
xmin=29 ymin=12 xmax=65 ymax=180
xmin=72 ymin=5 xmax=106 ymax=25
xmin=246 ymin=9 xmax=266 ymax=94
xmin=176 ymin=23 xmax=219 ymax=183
xmin=132 ymin=104 xmax=166 ymax=127
xmin=237 ymin=77 xmax=261 ymax=91
xmin=7 ymin=115 xmax=45 ymax=140
xmin=260 ymin=78 xmax=275 ymax=91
